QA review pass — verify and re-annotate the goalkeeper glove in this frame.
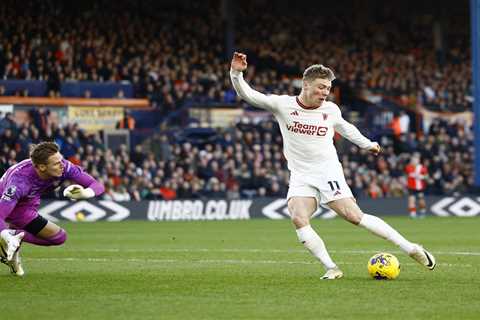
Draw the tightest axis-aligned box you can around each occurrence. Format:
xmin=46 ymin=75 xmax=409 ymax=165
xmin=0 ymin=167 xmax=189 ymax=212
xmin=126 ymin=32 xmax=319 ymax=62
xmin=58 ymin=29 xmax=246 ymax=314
xmin=63 ymin=184 xmax=95 ymax=200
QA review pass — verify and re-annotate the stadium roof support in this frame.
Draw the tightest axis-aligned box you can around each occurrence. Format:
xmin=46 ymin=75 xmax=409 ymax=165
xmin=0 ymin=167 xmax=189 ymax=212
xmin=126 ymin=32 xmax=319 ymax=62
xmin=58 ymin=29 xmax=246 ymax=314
xmin=473 ymin=0 xmax=480 ymax=186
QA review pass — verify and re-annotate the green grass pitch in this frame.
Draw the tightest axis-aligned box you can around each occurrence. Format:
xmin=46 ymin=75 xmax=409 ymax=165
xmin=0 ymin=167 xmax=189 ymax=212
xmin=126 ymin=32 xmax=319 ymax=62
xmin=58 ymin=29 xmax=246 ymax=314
xmin=1 ymin=217 xmax=479 ymax=319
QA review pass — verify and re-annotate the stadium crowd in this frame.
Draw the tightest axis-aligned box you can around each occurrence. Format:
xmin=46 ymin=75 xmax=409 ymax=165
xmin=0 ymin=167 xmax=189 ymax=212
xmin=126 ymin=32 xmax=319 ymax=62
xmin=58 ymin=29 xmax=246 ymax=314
xmin=0 ymin=108 xmax=474 ymax=201
xmin=0 ymin=0 xmax=472 ymax=113
xmin=0 ymin=0 xmax=474 ymax=200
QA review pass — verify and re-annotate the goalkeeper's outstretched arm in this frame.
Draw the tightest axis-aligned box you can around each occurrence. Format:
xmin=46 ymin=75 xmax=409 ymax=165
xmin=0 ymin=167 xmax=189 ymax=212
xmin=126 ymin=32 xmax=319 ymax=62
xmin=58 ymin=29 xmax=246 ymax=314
xmin=62 ymin=160 xmax=105 ymax=200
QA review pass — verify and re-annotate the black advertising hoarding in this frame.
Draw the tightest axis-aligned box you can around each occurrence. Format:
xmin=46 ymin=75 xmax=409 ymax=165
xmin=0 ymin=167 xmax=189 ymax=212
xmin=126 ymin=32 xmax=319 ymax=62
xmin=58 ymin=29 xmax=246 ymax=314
xmin=38 ymin=196 xmax=480 ymax=222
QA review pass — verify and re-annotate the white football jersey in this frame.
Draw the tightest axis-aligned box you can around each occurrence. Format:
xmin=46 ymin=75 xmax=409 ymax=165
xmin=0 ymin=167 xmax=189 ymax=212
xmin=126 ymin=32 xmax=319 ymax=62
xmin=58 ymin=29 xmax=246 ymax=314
xmin=230 ymin=70 xmax=375 ymax=174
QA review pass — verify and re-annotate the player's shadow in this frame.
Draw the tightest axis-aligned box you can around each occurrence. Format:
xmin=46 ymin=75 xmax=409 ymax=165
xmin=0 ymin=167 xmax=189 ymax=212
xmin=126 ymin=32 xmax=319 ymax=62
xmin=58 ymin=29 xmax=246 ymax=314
xmin=342 ymin=275 xmax=425 ymax=282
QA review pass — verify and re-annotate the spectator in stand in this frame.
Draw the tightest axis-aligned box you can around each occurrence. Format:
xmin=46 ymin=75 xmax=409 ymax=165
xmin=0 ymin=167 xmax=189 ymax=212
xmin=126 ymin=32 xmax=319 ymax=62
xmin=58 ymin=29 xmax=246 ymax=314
xmin=398 ymin=111 xmax=410 ymax=135
xmin=1 ymin=129 xmax=17 ymax=151
xmin=226 ymin=182 xmax=241 ymax=200
xmin=116 ymin=110 xmax=136 ymax=130
xmin=28 ymin=109 xmax=51 ymax=138
xmin=159 ymin=181 xmax=177 ymax=200
xmin=110 ymin=185 xmax=132 ymax=202
xmin=0 ymin=114 xmax=474 ymax=200
xmin=0 ymin=113 xmax=17 ymax=136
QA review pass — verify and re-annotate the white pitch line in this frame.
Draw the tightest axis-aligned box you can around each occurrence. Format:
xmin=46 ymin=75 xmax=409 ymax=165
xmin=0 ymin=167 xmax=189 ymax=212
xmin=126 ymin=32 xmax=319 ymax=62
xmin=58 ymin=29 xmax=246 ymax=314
xmin=25 ymin=257 xmax=473 ymax=268
xmin=62 ymin=248 xmax=480 ymax=256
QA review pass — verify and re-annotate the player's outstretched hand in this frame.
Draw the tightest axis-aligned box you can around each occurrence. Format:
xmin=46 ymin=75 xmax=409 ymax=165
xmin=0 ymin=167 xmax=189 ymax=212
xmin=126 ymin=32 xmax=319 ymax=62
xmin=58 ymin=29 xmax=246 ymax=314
xmin=63 ymin=184 xmax=95 ymax=200
xmin=231 ymin=52 xmax=248 ymax=72
xmin=368 ymin=142 xmax=381 ymax=156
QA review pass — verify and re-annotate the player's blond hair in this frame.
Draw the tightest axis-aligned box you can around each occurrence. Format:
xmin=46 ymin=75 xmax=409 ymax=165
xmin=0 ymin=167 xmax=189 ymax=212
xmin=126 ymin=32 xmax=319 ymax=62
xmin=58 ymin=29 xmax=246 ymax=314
xmin=30 ymin=142 xmax=60 ymax=165
xmin=303 ymin=64 xmax=336 ymax=82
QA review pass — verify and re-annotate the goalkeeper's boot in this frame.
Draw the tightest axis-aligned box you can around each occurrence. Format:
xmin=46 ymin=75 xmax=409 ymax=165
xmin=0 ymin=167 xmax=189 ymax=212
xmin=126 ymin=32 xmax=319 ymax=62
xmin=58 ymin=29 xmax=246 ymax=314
xmin=321 ymin=266 xmax=343 ymax=280
xmin=1 ymin=247 xmax=24 ymax=276
xmin=409 ymin=244 xmax=436 ymax=270
xmin=9 ymin=247 xmax=24 ymax=276
xmin=0 ymin=230 xmax=24 ymax=261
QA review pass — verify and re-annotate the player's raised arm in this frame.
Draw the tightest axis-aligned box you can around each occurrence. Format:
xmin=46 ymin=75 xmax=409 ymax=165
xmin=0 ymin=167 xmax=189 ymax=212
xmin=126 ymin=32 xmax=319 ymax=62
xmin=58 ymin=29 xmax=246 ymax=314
xmin=230 ymin=52 xmax=276 ymax=111
xmin=333 ymin=110 xmax=381 ymax=155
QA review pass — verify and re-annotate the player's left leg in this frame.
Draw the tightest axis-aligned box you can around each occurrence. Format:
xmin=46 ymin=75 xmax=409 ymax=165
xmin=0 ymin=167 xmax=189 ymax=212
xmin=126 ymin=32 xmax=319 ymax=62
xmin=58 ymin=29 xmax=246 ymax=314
xmin=327 ymin=197 xmax=435 ymax=270
xmin=5 ymin=211 xmax=67 ymax=276
xmin=7 ymin=204 xmax=67 ymax=247
xmin=15 ymin=216 xmax=67 ymax=246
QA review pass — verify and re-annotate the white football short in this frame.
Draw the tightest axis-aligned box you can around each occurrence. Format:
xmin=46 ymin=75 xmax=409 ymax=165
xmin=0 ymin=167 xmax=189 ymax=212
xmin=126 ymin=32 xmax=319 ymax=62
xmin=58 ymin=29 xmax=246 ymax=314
xmin=286 ymin=162 xmax=353 ymax=207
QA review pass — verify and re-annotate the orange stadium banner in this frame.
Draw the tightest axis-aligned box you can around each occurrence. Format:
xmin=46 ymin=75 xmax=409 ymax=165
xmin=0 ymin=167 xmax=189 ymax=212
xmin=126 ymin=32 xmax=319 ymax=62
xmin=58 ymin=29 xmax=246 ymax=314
xmin=0 ymin=96 xmax=150 ymax=108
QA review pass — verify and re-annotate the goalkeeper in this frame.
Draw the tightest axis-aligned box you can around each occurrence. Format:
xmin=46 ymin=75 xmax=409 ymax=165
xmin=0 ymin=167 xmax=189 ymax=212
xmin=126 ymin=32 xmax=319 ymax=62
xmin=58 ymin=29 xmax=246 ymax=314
xmin=0 ymin=142 xmax=104 ymax=276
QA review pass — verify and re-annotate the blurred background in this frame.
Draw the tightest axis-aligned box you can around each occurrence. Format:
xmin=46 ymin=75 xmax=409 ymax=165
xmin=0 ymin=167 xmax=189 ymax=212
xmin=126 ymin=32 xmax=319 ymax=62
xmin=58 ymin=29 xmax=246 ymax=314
xmin=0 ymin=0 xmax=477 ymax=219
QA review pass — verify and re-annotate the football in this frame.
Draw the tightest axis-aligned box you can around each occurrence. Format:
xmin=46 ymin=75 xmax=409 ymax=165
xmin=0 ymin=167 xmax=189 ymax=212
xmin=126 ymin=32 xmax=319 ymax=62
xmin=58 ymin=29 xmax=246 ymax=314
xmin=368 ymin=252 xmax=401 ymax=280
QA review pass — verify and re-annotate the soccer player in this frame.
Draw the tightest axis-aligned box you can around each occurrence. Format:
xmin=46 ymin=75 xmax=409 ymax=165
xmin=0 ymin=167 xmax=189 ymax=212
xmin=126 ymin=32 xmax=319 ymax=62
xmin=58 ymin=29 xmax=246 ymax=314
xmin=405 ymin=155 xmax=428 ymax=218
xmin=230 ymin=52 xmax=436 ymax=279
xmin=0 ymin=142 xmax=105 ymax=276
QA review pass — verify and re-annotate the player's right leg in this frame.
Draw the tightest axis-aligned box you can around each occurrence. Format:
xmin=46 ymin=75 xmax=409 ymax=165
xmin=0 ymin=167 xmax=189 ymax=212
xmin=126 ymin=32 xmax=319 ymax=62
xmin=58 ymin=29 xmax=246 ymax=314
xmin=287 ymin=195 xmax=342 ymax=280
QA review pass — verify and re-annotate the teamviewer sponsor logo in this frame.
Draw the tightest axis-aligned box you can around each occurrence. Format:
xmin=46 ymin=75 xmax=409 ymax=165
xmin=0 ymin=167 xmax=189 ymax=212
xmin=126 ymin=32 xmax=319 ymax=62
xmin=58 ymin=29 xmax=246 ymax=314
xmin=147 ymin=200 xmax=252 ymax=221
xmin=286 ymin=121 xmax=328 ymax=136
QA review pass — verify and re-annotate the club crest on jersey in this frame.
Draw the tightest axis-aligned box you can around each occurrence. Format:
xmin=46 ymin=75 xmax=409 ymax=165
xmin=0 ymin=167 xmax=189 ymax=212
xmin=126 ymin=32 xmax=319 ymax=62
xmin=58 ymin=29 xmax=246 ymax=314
xmin=286 ymin=121 xmax=328 ymax=136
xmin=322 ymin=113 xmax=328 ymax=121
xmin=1 ymin=185 xmax=17 ymax=201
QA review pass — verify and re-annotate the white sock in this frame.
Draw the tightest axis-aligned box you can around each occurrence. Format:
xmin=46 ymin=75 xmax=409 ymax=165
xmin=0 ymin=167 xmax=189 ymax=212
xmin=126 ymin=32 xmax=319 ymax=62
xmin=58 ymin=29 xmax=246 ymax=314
xmin=359 ymin=214 xmax=415 ymax=254
xmin=296 ymin=225 xmax=336 ymax=269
